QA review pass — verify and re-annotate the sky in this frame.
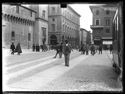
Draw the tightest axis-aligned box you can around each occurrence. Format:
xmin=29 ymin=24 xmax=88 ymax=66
xmin=69 ymin=4 xmax=93 ymax=32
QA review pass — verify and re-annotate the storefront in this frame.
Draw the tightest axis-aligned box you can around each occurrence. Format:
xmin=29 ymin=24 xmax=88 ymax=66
xmin=103 ymin=40 xmax=112 ymax=50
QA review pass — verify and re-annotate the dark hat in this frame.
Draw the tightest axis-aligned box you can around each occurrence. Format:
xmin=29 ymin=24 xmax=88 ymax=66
xmin=65 ymin=40 xmax=68 ymax=43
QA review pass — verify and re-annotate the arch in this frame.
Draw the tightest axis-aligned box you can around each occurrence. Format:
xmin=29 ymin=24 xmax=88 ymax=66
xmin=15 ymin=17 xmax=18 ymax=23
xmin=50 ymin=35 xmax=57 ymax=45
xmin=18 ymin=18 xmax=21 ymax=24
xmin=24 ymin=19 xmax=26 ymax=25
xmin=10 ymin=16 xmax=13 ymax=22
xmin=6 ymin=15 xmax=9 ymax=21
xmin=21 ymin=19 xmax=24 ymax=24
xmin=26 ymin=20 xmax=28 ymax=25
xmin=27 ymin=20 xmax=30 ymax=26
xmin=11 ymin=16 xmax=14 ymax=23
xmin=22 ymin=19 xmax=25 ymax=24
xmin=17 ymin=17 xmax=20 ymax=24
xmin=4 ymin=14 xmax=8 ymax=21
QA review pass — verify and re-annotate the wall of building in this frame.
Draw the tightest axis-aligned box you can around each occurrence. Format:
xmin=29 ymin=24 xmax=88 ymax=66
xmin=2 ymin=4 xmax=35 ymax=49
xmin=30 ymin=5 xmax=49 ymax=46
xmin=90 ymin=5 xmax=116 ymax=45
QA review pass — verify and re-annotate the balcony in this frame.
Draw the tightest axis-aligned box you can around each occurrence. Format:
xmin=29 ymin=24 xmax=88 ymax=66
xmin=90 ymin=25 xmax=104 ymax=29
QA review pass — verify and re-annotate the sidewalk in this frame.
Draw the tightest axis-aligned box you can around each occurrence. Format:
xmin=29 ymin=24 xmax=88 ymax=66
xmin=2 ymin=48 xmax=53 ymax=57
xmin=40 ymin=50 xmax=122 ymax=91
xmin=105 ymin=50 xmax=113 ymax=59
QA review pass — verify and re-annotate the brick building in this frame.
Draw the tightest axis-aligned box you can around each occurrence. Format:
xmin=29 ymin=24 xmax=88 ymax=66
xmin=29 ymin=5 xmax=49 ymax=46
xmin=2 ymin=4 xmax=36 ymax=49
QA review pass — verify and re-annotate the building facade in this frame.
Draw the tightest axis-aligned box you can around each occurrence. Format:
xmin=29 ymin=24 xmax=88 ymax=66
xmin=2 ymin=4 xmax=36 ymax=49
xmin=29 ymin=5 xmax=48 ymax=46
xmin=86 ymin=31 xmax=92 ymax=45
xmin=48 ymin=4 xmax=80 ymax=47
xmin=90 ymin=5 xmax=116 ymax=48
xmin=80 ymin=28 xmax=91 ymax=46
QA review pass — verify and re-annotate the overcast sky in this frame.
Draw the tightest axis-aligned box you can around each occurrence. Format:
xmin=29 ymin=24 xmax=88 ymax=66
xmin=69 ymin=4 xmax=93 ymax=32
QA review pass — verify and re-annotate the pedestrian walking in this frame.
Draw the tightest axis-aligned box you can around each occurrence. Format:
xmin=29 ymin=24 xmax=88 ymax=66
xmin=10 ymin=42 xmax=15 ymax=55
xmin=15 ymin=43 xmax=22 ymax=55
xmin=59 ymin=43 xmax=63 ymax=58
xmin=81 ymin=44 xmax=85 ymax=54
xmin=63 ymin=40 xmax=71 ymax=67
xmin=79 ymin=45 xmax=83 ymax=54
xmin=99 ymin=44 xmax=102 ymax=54
xmin=90 ymin=44 xmax=95 ymax=55
xmin=32 ymin=44 xmax=35 ymax=52
xmin=36 ymin=44 xmax=39 ymax=52
xmin=109 ymin=45 xmax=113 ymax=54
xmin=53 ymin=43 xmax=60 ymax=58
xmin=85 ymin=44 xmax=89 ymax=55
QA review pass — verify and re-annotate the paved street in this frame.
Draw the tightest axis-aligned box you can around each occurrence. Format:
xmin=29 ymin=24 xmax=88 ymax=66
xmin=2 ymin=49 xmax=122 ymax=91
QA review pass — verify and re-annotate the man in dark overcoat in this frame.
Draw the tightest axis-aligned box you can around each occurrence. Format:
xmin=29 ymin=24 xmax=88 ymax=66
xmin=10 ymin=42 xmax=15 ymax=55
xmin=63 ymin=40 xmax=71 ymax=67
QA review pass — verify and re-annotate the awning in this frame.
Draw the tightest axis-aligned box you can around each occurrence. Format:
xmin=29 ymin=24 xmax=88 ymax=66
xmin=103 ymin=41 xmax=112 ymax=44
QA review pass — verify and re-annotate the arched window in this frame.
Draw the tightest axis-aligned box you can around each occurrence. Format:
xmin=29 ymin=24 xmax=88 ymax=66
xmin=11 ymin=31 xmax=15 ymax=41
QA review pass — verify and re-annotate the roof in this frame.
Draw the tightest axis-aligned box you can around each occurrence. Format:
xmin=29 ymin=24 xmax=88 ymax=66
xmin=89 ymin=4 xmax=117 ymax=14
xmin=7 ymin=3 xmax=37 ymax=13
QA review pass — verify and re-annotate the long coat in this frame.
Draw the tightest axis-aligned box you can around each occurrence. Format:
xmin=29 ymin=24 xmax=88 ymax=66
xmin=15 ymin=43 xmax=22 ymax=53
xmin=10 ymin=43 xmax=15 ymax=51
xmin=63 ymin=43 xmax=71 ymax=55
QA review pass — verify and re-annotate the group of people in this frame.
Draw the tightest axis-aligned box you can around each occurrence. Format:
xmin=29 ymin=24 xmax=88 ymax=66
xmin=10 ymin=42 xmax=22 ymax=55
xmin=10 ymin=40 xmax=113 ymax=67
xmin=32 ymin=44 xmax=48 ymax=52
xmin=53 ymin=40 xmax=72 ymax=67
xmin=79 ymin=44 xmax=104 ymax=56
xmin=79 ymin=44 xmax=89 ymax=55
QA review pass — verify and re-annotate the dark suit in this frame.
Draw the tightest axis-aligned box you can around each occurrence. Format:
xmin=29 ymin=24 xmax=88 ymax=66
xmin=63 ymin=43 xmax=71 ymax=66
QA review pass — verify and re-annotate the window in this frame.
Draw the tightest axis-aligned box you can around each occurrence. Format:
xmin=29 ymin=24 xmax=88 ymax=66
xmin=95 ymin=19 xmax=100 ymax=25
xmin=42 ymin=27 xmax=46 ymax=38
xmin=16 ymin=6 xmax=19 ymax=13
xmin=52 ymin=7 xmax=55 ymax=13
xmin=106 ymin=10 xmax=110 ymax=15
xmin=30 ymin=11 xmax=32 ymax=17
xmin=51 ymin=24 xmax=55 ymax=32
xmin=11 ymin=31 xmax=15 ymax=41
xmin=106 ymin=19 xmax=110 ymax=26
xmin=42 ymin=10 xmax=45 ymax=18
xmin=63 ymin=24 xmax=64 ymax=31
xmin=28 ymin=33 xmax=31 ymax=41
xmin=52 ymin=18 xmax=55 ymax=21
xmin=106 ymin=28 xmax=110 ymax=33
xmin=96 ymin=10 xmax=99 ymax=15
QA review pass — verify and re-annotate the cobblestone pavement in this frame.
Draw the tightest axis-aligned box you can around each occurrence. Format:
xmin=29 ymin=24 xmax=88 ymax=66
xmin=40 ymin=51 xmax=122 ymax=91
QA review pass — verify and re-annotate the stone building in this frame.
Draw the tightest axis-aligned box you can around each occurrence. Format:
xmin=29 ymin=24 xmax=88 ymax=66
xmin=29 ymin=5 xmax=48 ymax=46
xmin=80 ymin=28 xmax=91 ymax=46
xmin=2 ymin=4 xmax=36 ymax=49
xmin=90 ymin=5 xmax=116 ymax=48
xmin=48 ymin=4 xmax=80 ymax=47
